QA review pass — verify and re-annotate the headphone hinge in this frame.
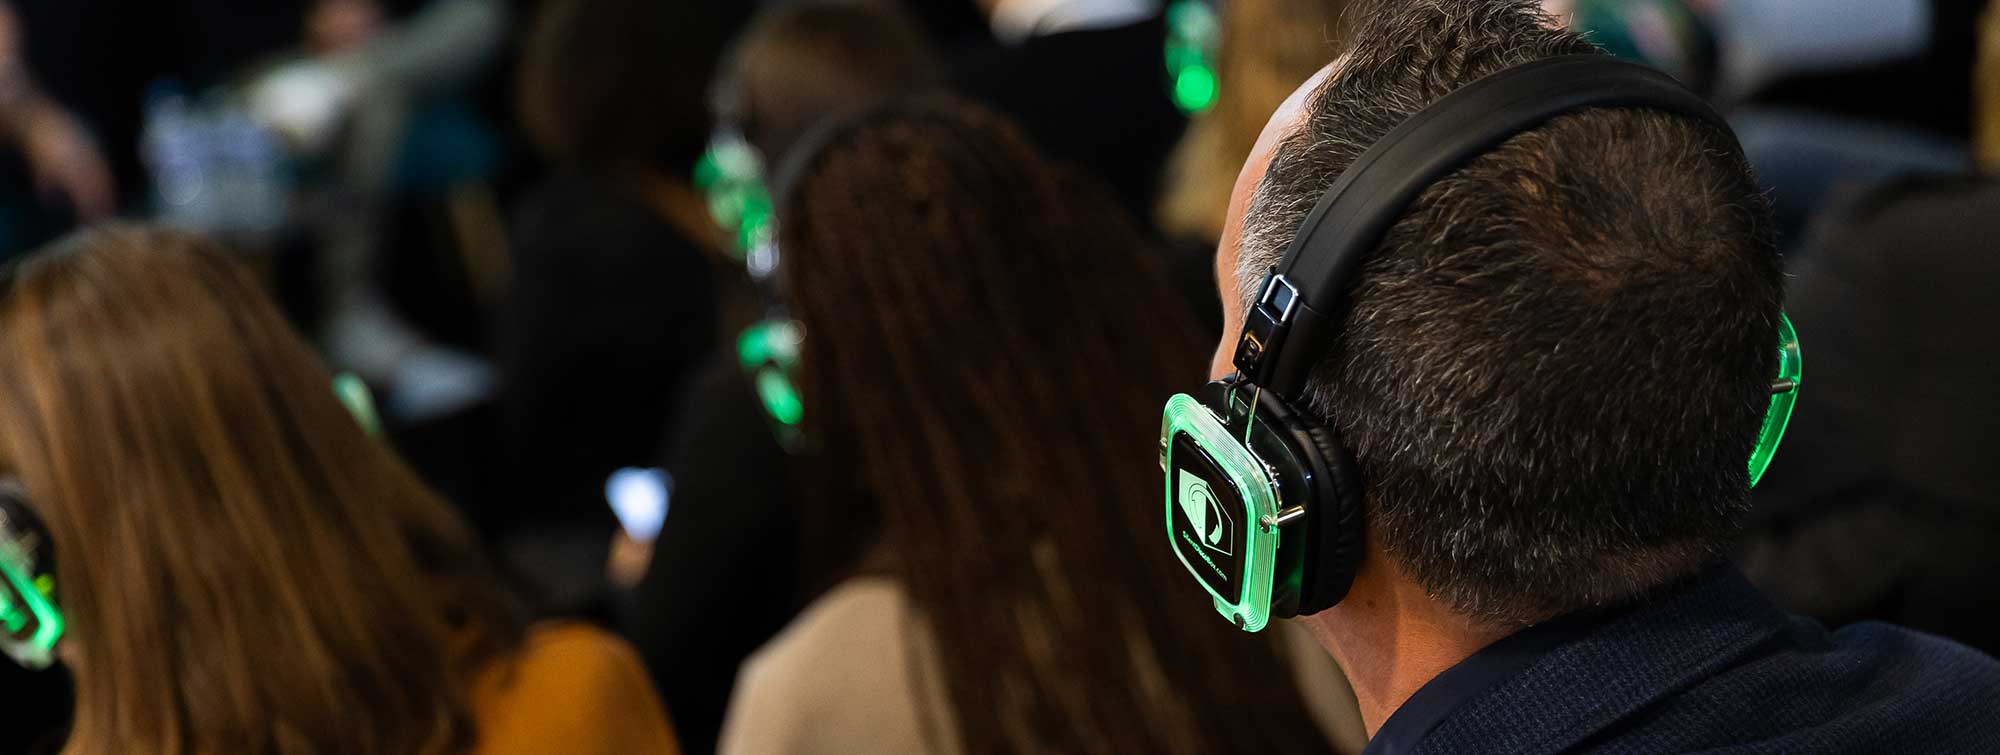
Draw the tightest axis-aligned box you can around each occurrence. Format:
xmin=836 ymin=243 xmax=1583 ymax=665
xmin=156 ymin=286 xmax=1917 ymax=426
xmin=1233 ymin=270 xmax=1301 ymax=385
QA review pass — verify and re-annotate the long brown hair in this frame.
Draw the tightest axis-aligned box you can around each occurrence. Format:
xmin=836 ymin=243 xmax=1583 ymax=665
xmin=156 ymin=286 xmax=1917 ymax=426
xmin=780 ymin=98 xmax=1331 ymax=754
xmin=0 ymin=227 xmax=525 ymax=754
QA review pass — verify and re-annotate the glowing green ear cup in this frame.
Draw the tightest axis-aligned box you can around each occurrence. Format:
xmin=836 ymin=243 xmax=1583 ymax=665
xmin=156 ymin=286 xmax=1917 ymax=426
xmin=0 ymin=528 xmax=61 ymax=669
xmin=1748 ymin=313 xmax=1800 ymax=488
xmin=737 ymin=319 xmax=805 ymax=448
xmin=1164 ymin=0 xmax=1220 ymax=115
xmin=694 ymin=133 xmax=775 ymax=258
xmin=1161 ymin=394 xmax=1282 ymax=632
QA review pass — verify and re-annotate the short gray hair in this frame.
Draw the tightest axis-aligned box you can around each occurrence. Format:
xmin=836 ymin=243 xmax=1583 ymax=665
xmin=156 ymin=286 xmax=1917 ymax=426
xmin=1237 ymin=0 xmax=1781 ymax=625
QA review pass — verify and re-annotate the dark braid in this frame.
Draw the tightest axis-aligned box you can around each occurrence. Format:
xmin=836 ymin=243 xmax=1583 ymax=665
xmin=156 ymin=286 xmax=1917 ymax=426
xmin=781 ymin=96 xmax=1334 ymax=755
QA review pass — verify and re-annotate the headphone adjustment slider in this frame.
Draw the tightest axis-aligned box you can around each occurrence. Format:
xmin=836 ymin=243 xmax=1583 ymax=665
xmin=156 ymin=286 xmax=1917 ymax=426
xmin=1234 ymin=270 xmax=1302 ymax=384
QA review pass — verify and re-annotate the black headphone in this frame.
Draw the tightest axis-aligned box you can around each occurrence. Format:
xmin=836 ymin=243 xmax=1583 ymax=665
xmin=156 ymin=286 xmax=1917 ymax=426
xmin=1160 ymin=55 xmax=1798 ymax=631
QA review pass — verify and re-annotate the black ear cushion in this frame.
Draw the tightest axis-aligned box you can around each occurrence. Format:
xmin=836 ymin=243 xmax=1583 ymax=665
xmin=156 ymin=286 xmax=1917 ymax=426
xmin=1298 ymin=425 xmax=1364 ymax=613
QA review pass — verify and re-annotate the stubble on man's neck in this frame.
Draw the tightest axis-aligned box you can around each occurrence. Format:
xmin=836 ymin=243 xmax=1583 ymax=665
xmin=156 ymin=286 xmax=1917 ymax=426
xmin=1296 ymin=537 xmax=1515 ymax=736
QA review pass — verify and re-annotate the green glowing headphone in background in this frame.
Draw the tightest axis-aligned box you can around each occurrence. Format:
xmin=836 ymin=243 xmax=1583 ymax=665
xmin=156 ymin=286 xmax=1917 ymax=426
xmin=0 ymin=373 xmax=385 ymax=669
xmin=1165 ymin=0 xmax=1221 ymax=115
xmin=1160 ymin=55 xmax=1801 ymax=633
xmin=696 ymin=130 xmax=807 ymax=447
xmin=738 ymin=318 xmax=804 ymax=448
xmin=694 ymin=132 xmax=777 ymax=260
xmin=0 ymin=478 xmax=61 ymax=670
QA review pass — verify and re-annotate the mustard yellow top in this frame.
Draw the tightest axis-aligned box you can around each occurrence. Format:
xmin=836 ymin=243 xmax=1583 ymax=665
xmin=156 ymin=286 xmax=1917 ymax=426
xmin=470 ymin=622 xmax=679 ymax=755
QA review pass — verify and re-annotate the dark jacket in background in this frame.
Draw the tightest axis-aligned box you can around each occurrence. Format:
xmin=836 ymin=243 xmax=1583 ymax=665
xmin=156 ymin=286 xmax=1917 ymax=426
xmin=1371 ymin=566 xmax=2000 ymax=754
xmin=952 ymin=14 xmax=1186 ymax=217
xmin=1739 ymin=175 xmax=2000 ymax=657
xmin=622 ymin=355 xmax=802 ymax=755
xmin=499 ymin=174 xmax=717 ymax=532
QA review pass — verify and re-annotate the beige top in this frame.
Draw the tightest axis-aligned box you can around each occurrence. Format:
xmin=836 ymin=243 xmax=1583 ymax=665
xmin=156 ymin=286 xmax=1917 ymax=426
xmin=717 ymin=577 xmax=1366 ymax=755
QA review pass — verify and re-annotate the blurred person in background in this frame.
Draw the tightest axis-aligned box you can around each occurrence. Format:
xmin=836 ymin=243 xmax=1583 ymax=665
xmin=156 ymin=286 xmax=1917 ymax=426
xmin=716 ymin=0 xmax=942 ymax=163
xmin=1546 ymin=0 xmax=1985 ymax=249
xmin=953 ymin=0 xmax=1187 ymax=217
xmin=6 ymin=0 xmax=316 ymax=213
xmin=1735 ymin=2 xmax=2000 ymax=658
xmin=620 ymin=3 xmax=942 ymax=753
xmin=496 ymin=0 xmax=749 ymax=600
xmin=0 ymin=1 xmax=114 ymax=257
xmin=254 ymin=0 xmax=514 ymax=423
xmin=0 ymin=226 xmax=676 ymax=755
xmin=1157 ymin=0 xmax=1348 ymax=247
xmin=1155 ymin=0 xmax=1350 ymax=334
xmin=717 ymin=97 xmax=1360 ymax=755
xmin=1712 ymin=0 xmax=1989 ymax=247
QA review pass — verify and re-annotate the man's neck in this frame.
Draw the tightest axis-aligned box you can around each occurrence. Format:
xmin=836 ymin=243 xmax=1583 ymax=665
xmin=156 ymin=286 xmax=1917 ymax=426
xmin=1298 ymin=560 xmax=1514 ymax=736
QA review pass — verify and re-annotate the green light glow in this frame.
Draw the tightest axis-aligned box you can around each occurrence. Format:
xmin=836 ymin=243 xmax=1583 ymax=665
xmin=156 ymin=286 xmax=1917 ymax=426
xmin=738 ymin=195 xmax=773 ymax=252
xmin=1174 ymin=66 xmax=1218 ymax=114
xmin=0 ymin=539 xmax=62 ymax=669
xmin=1164 ymin=0 xmax=1220 ymax=115
xmin=1161 ymin=394 xmax=1280 ymax=632
xmin=0 ymin=595 xmax=22 ymax=633
xmin=1748 ymin=313 xmax=1801 ymax=488
xmin=737 ymin=322 xmax=773 ymax=370
xmin=692 ymin=151 xmax=723 ymax=191
xmin=738 ymin=320 xmax=803 ymax=371
xmin=756 ymin=368 xmax=804 ymax=427
xmin=740 ymin=320 xmax=806 ymax=442
xmin=696 ymin=134 xmax=776 ymax=261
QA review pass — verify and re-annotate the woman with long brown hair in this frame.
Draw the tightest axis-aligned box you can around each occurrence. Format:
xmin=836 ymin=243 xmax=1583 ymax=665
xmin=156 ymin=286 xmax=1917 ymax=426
xmin=0 ymin=226 xmax=676 ymax=754
xmin=717 ymin=97 xmax=1354 ymax=754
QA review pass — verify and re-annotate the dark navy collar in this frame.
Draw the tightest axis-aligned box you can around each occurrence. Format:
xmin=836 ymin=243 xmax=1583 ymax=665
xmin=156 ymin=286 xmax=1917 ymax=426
xmin=1361 ymin=600 xmax=1620 ymax=755
xmin=1360 ymin=564 xmax=1780 ymax=755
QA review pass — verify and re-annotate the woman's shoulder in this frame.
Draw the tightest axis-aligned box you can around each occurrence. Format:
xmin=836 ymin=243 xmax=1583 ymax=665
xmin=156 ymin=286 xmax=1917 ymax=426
xmin=718 ymin=577 xmax=958 ymax=755
xmin=732 ymin=577 xmax=915 ymax=701
xmin=470 ymin=621 xmax=680 ymax=755
xmin=513 ymin=621 xmax=648 ymax=669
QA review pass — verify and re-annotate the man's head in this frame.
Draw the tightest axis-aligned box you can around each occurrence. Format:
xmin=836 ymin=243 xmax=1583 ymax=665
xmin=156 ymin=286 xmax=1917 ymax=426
xmin=1216 ymin=0 xmax=1781 ymax=625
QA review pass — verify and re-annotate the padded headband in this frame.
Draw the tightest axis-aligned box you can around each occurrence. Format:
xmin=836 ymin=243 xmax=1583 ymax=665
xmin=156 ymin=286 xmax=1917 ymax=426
xmin=1252 ymin=54 xmax=1734 ymax=398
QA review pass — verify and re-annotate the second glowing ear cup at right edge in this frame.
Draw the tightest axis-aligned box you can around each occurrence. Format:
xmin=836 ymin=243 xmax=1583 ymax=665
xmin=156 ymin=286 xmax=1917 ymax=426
xmin=1747 ymin=313 xmax=1800 ymax=488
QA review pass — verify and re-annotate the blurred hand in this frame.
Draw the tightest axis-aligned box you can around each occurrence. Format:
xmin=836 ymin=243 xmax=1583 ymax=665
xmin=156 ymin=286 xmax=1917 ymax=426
xmin=16 ymin=100 xmax=114 ymax=220
xmin=607 ymin=531 xmax=653 ymax=590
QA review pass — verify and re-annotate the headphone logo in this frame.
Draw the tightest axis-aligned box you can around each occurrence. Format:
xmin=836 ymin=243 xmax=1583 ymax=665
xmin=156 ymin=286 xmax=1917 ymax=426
xmin=1177 ymin=471 xmax=1233 ymax=556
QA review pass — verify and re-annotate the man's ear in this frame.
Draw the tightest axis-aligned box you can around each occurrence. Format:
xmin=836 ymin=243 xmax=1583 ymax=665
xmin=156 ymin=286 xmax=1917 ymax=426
xmin=1212 ymin=61 xmax=1340 ymax=380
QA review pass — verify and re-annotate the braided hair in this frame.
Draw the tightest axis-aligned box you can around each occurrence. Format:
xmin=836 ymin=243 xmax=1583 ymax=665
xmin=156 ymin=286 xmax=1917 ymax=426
xmin=780 ymin=96 xmax=1333 ymax=755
